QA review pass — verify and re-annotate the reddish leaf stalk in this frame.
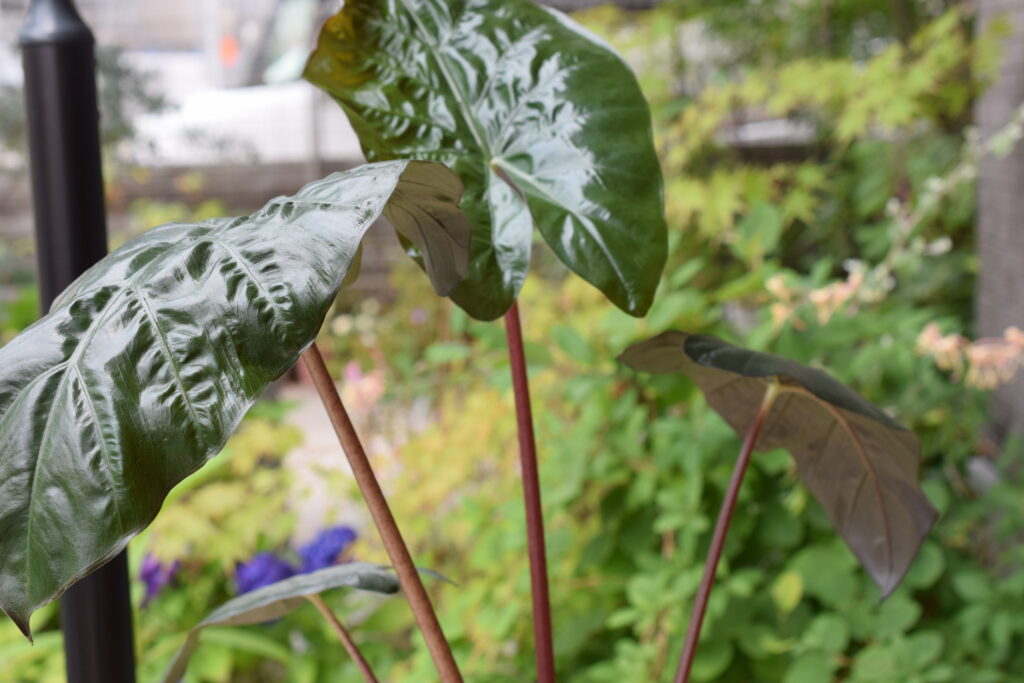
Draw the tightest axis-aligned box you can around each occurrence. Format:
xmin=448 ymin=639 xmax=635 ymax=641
xmin=307 ymin=594 xmax=379 ymax=683
xmin=503 ymin=301 xmax=557 ymax=683
xmin=675 ymin=382 xmax=780 ymax=683
xmin=302 ymin=345 xmax=463 ymax=682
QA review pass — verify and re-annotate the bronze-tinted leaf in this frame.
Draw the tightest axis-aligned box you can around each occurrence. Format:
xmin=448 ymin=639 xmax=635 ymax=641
xmin=619 ymin=331 xmax=938 ymax=597
xmin=0 ymin=161 xmax=469 ymax=638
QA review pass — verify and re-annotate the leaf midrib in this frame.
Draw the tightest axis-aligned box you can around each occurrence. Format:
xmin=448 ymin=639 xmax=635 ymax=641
xmin=70 ymin=365 xmax=126 ymax=533
xmin=21 ymin=238 xmax=199 ymax=595
xmin=128 ymin=282 xmax=202 ymax=428
xmin=18 ymin=226 xmax=287 ymax=594
xmin=395 ymin=0 xmax=493 ymax=159
xmin=786 ymin=385 xmax=895 ymax=580
xmin=492 ymin=159 xmax=629 ymax=291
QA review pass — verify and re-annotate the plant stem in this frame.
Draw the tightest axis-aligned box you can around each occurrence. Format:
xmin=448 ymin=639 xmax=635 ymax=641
xmin=674 ymin=383 xmax=780 ymax=683
xmin=302 ymin=344 xmax=463 ymax=683
xmin=503 ymin=301 xmax=557 ymax=683
xmin=306 ymin=594 xmax=379 ymax=683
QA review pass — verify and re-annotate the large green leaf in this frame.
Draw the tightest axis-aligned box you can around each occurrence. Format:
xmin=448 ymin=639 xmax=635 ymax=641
xmin=619 ymin=331 xmax=938 ymax=597
xmin=0 ymin=161 xmax=469 ymax=638
xmin=305 ymin=0 xmax=667 ymax=320
xmin=162 ymin=563 xmax=399 ymax=683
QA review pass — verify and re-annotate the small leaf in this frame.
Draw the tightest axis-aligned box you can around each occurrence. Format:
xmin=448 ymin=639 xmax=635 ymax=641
xmin=552 ymin=325 xmax=595 ymax=365
xmin=952 ymin=571 xmax=992 ymax=602
xmin=691 ymin=639 xmax=733 ymax=682
xmin=790 ymin=543 xmax=858 ymax=607
xmin=733 ymin=201 xmax=783 ymax=265
xmin=0 ymin=161 xmax=469 ymax=638
xmin=619 ymin=331 xmax=937 ymax=597
xmin=305 ymin=0 xmax=667 ymax=320
xmin=771 ymin=571 xmax=804 ymax=615
xmin=875 ymin=593 xmax=920 ymax=637
xmin=907 ymin=631 xmax=944 ymax=669
xmin=803 ymin=613 xmax=850 ymax=655
xmin=162 ymin=563 xmax=399 ymax=683
xmin=424 ymin=342 xmax=472 ymax=365
xmin=784 ymin=652 xmax=835 ymax=683
xmin=737 ymin=623 xmax=793 ymax=658
xmin=853 ymin=643 xmax=901 ymax=680
xmin=903 ymin=541 xmax=944 ymax=590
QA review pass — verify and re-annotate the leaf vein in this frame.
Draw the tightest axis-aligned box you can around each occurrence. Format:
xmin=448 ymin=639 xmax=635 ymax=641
xmin=394 ymin=0 xmax=492 ymax=156
xmin=127 ymin=283 xmax=202 ymax=429
xmin=71 ymin=365 xmax=126 ymax=531
xmin=491 ymin=160 xmax=627 ymax=292
xmin=818 ymin=400 xmax=894 ymax=578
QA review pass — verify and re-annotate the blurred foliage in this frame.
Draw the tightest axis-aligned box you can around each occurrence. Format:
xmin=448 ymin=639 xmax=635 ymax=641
xmin=94 ymin=46 xmax=169 ymax=157
xmin=111 ymin=192 xmax=230 ymax=249
xmin=3 ymin=2 xmax=1024 ymax=682
xmin=143 ymin=416 xmax=303 ymax=569
xmin=0 ymin=284 xmax=38 ymax=345
xmin=128 ymin=401 xmax=422 ymax=683
xmin=0 ymin=398 xmax=410 ymax=683
xmin=666 ymin=0 xmax=965 ymax=63
xmin=0 ymin=46 xmax=167 ymax=168
xmin=319 ymin=4 xmax=1023 ymax=682
xmin=0 ymin=46 xmax=177 ymax=287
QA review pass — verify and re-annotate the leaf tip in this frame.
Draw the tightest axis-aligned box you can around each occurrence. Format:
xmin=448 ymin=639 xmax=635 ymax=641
xmin=620 ymin=291 xmax=658 ymax=319
xmin=875 ymin=576 xmax=901 ymax=602
xmin=415 ymin=566 xmax=457 ymax=587
xmin=3 ymin=607 xmax=33 ymax=643
xmin=872 ymin=500 xmax=940 ymax=602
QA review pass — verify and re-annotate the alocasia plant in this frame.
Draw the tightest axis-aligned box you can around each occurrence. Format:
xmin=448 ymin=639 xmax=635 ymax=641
xmin=0 ymin=2 xmax=939 ymax=681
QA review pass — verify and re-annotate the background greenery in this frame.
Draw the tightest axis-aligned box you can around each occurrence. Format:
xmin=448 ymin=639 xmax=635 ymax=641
xmin=2 ymin=2 xmax=1023 ymax=681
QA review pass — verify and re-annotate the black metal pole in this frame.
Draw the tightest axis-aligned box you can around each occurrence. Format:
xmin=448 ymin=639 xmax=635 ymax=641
xmin=19 ymin=1 xmax=136 ymax=681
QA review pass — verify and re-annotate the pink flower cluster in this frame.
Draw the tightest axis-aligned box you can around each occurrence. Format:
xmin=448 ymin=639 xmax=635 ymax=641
xmin=916 ymin=324 xmax=1024 ymax=390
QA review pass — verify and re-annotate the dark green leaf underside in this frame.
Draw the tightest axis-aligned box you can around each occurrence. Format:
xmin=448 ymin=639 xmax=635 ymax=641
xmin=162 ymin=563 xmax=399 ymax=683
xmin=682 ymin=334 xmax=905 ymax=430
xmin=305 ymin=0 xmax=667 ymax=320
xmin=0 ymin=161 xmax=469 ymax=638
xmin=619 ymin=331 xmax=937 ymax=597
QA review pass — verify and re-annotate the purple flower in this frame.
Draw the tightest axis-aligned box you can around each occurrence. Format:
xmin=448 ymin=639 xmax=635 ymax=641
xmin=230 ymin=526 xmax=357 ymax=595
xmin=140 ymin=553 xmax=180 ymax=606
xmin=235 ymin=553 xmax=295 ymax=594
xmin=298 ymin=526 xmax=357 ymax=573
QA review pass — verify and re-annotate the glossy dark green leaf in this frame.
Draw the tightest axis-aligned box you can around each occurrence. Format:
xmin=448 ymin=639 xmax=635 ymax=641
xmin=619 ymin=331 xmax=938 ymax=597
xmin=305 ymin=0 xmax=667 ymax=320
xmin=162 ymin=563 xmax=399 ymax=683
xmin=0 ymin=161 xmax=469 ymax=639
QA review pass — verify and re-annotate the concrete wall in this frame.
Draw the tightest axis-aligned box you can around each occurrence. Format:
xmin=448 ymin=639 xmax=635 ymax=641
xmin=976 ymin=0 xmax=1024 ymax=440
